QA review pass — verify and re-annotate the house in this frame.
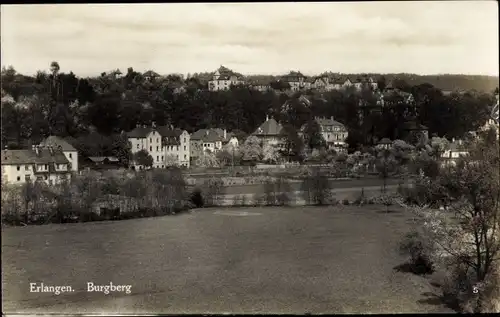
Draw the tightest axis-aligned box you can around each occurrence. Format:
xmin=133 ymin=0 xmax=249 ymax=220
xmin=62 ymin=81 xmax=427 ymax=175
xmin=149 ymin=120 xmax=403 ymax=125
xmin=39 ymin=135 xmax=79 ymax=172
xmin=281 ymin=71 xmax=307 ymax=91
xmin=441 ymin=139 xmax=469 ymax=166
xmin=143 ymin=70 xmax=160 ymax=81
xmin=82 ymin=156 xmax=121 ymax=170
xmin=190 ymin=128 xmax=239 ymax=159
xmin=1 ymin=145 xmax=72 ymax=185
xmin=248 ymin=78 xmax=271 ymax=92
xmin=126 ymin=123 xmax=190 ymax=169
xmin=251 ymin=115 xmax=286 ymax=148
xmin=342 ymin=78 xmax=353 ymax=88
xmin=311 ymin=76 xmax=328 ymax=91
xmin=299 ymin=116 xmax=349 ymax=152
xmin=377 ymin=138 xmax=393 ymax=150
xmin=327 ymin=77 xmax=346 ymax=91
xmin=208 ymin=65 xmax=245 ymax=91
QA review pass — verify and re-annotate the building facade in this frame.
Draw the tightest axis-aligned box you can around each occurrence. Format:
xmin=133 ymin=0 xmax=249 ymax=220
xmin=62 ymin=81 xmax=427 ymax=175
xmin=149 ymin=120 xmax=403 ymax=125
xmin=127 ymin=124 xmax=190 ymax=169
xmin=251 ymin=116 xmax=286 ymax=148
xmin=1 ymin=146 xmax=72 ymax=185
xmin=300 ymin=116 xmax=349 ymax=152
xmin=39 ymin=135 xmax=79 ymax=172
xmin=208 ymin=66 xmax=245 ymax=91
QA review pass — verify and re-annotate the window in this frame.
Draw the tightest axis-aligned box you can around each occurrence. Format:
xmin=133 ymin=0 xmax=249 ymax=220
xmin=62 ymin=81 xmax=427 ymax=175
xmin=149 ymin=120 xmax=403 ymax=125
xmin=25 ymin=175 xmax=30 ymax=182
xmin=161 ymin=156 xmax=164 ymax=161
xmin=156 ymin=146 xmax=159 ymax=151
xmin=45 ymin=164 xmax=48 ymax=170
xmin=184 ymin=154 xmax=187 ymax=159
xmin=184 ymin=146 xmax=186 ymax=151
xmin=17 ymin=166 xmax=20 ymax=171
xmin=184 ymin=138 xmax=186 ymax=143
xmin=157 ymin=156 xmax=159 ymax=162
xmin=150 ymin=138 xmax=152 ymax=142
xmin=25 ymin=165 xmax=29 ymax=171
xmin=17 ymin=176 xmax=21 ymax=181
xmin=150 ymin=146 xmax=152 ymax=151
xmin=137 ymin=144 xmax=140 ymax=149
xmin=176 ymin=155 xmax=179 ymax=159
xmin=157 ymin=138 xmax=159 ymax=143
xmin=69 ymin=153 xmax=72 ymax=158
xmin=162 ymin=165 xmax=164 ymax=168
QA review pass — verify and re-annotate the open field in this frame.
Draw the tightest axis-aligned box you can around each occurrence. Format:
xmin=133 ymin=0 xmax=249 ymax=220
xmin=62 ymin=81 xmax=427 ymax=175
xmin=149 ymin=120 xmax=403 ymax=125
xmin=2 ymin=205 xmax=453 ymax=314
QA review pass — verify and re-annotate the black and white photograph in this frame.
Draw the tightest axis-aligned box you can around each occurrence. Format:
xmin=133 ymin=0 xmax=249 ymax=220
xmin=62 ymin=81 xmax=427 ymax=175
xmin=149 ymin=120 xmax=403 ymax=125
xmin=1 ymin=1 xmax=499 ymax=314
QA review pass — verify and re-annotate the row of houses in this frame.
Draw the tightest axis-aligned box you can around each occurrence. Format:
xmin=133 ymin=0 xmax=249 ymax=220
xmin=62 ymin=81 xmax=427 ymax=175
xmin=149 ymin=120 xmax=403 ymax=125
xmin=208 ymin=66 xmax=380 ymax=93
xmin=251 ymin=115 xmax=349 ymax=152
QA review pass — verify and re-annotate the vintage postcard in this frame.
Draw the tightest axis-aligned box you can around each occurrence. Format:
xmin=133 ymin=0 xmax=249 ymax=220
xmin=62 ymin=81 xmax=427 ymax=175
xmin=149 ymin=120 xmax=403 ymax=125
xmin=1 ymin=2 xmax=499 ymax=314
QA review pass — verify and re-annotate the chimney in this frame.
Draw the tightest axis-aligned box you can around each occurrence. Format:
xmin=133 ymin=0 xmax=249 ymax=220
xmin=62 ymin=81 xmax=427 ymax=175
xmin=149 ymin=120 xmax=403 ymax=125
xmin=152 ymin=121 xmax=156 ymax=128
xmin=266 ymin=115 xmax=269 ymax=121
xmin=223 ymin=129 xmax=227 ymax=140
xmin=206 ymin=130 xmax=209 ymax=136
xmin=34 ymin=145 xmax=40 ymax=156
xmin=331 ymin=116 xmax=334 ymax=121
xmin=49 ymin=146 xmax=54 ymax=156
xmin=452 ymin=138 xmax=455 ymax=143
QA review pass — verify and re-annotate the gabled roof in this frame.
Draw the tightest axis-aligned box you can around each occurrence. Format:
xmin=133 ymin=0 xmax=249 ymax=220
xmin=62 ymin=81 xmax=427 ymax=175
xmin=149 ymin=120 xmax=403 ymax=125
xmin=378 ymin=138 xmax=392 ymax=145
xmin=143 ymin=70 xmax=160 ymax=77
xmin=252 ymin=118 xmax=284 ymax=136
xmin=315 ymin=117 xmax=346 ymax=128
xmin=126 ymin=126 xmax=185 ymax=139
xmin=40 ymin=136 xmax=77 ymax=152
xmin=88 ymin=156 xmax=120 ymax=163
xmin=1 ymin=148 xmax=70 ymax=165
xmin=191 ymin=128 xmax=233 ymax=143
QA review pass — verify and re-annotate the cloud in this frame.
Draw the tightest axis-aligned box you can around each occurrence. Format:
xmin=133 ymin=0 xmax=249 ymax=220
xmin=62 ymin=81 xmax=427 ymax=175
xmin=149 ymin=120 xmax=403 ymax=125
xmin=1 ymin=2 xmax=498 ymax=76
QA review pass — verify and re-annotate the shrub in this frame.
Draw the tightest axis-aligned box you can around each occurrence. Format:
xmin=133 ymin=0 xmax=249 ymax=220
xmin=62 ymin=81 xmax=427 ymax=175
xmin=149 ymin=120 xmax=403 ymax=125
xmin=190 ymin=188 xmax=204 ymax=208
xmin=399 ymin=230 xmax=435 ymax=275
xmin=353 ymin=188 xmax=366 ymax=205
xmin=301 ymin=167 xmax=331 ymax=205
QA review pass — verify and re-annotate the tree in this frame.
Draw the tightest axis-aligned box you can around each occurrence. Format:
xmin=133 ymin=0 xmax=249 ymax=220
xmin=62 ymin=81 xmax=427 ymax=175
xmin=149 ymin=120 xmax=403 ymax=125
xmin=281 ymin=124 xmax=305 ymax=162
xmin=376 ymin=148 xmax=397 ymax=193
xmin=402 ymin=136 xmax=500 ymax=312
xmin=377 ymin=76 xmax=387 ymax=91
xmin=241 ymin=136 xmax=262 ymax=162
xmin=303 ymin=118 xmax=326 ymax=150
xmin=262 ymin=143 xmax=282 ymax=164
xmin=164 ymin=154 xmax=178 ymax=166
xmin=195 ymin=151 xmax=220 ymax=168
xmin=133 ymin=149 xmax=153 ymax=168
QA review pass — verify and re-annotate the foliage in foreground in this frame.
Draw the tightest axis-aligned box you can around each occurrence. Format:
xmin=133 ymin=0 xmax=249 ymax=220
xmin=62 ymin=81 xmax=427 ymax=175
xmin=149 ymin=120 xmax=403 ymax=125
xmin=398 ymin=136 xmax=500 ymax=313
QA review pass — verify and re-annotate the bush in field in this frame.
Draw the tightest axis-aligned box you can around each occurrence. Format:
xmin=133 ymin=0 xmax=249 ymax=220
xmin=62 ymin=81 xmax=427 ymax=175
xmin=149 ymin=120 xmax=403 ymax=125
xmin=399 ymin=230 xmax=435 ymax=275
xmin=190 ymin=188 xmax=204 ymax=208
xmin=301 ymin=167 xmax=332 ymax=205
xmin=202 ymin=177 xmax=224 ymax=207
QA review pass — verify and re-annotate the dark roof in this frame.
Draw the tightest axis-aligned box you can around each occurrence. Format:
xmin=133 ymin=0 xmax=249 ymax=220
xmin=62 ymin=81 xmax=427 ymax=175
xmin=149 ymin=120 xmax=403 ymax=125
xmin=191 ymin=128 xmax=230 ymax=142
xmin=126 ymin=126 xmax=152 ymax=138
xmin=40 ymin=136 xmax=77 ymax=151
xmin=126 ymin=126 xmax=185 ymax=138
xmin=143 ymin=70 xmax=160 ymax=77
xmin=315 ymin=117 xmax=346 ymax=128
xmin=1 ymin=148 xmax=70 ymax=165
xmin=88 ymin=156 xmax=120 ymax=163
xmin=252 ymin=118 xmax=284 ymax=136
xmin=378 ymin=138 xmax=392 ymax=145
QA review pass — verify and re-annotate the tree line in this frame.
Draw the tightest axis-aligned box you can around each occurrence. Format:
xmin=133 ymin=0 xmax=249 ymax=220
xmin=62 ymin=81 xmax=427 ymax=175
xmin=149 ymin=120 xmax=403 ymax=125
xmin=1 ymin=63 xmax=497 ymax=161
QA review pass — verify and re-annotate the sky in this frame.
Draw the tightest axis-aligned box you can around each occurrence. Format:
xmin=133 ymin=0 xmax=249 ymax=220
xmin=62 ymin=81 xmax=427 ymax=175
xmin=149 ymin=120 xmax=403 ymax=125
xmin=1 ymin=2 xmax=499 ymax=77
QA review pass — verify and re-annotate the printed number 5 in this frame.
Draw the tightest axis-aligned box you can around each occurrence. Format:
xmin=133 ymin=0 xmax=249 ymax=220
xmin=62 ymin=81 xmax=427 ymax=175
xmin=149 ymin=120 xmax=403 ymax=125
xmin=473 ymin=286 xmax=479 ymax=294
